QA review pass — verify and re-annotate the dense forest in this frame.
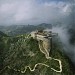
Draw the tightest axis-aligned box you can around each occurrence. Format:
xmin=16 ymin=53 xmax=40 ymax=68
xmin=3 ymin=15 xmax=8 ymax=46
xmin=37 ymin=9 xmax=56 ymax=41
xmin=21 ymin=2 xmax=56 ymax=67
xmin=0 ymin=31 xmax=74 ymax=75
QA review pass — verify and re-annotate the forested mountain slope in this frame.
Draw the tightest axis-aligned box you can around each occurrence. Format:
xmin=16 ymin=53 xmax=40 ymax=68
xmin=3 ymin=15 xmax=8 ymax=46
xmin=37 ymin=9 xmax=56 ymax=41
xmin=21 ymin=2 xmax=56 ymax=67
xmin=0 ymin=34 xmax=74 ymax=75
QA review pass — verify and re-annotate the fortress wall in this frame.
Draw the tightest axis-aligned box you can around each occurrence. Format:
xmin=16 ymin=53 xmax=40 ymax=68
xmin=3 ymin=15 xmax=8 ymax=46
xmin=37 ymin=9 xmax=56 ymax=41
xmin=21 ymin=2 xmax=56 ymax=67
xmin=43 ymin=38 xmax=51 ymax=53
xmin=31 ymin=32 xmax=51 ymax=54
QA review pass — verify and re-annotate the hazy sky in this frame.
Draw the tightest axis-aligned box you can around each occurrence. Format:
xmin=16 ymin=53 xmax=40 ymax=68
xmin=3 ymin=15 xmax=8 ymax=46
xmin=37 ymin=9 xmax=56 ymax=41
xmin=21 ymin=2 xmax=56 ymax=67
xmin=0 ymin=0 xmax=74 ymax=25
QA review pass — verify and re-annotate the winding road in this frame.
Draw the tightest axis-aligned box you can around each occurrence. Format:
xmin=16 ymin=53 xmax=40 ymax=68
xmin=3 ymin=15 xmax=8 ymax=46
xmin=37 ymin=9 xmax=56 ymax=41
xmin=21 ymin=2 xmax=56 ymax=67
xmin=0 ymin=36 xmax=62 ymax=74
xmin=7 ymin=39 xmax=62 ymax=73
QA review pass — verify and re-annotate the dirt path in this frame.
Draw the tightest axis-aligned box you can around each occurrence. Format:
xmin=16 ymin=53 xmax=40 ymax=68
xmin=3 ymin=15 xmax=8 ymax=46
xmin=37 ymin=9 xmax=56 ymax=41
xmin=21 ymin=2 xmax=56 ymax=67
xmin=7 ymin=40 xmax=62 ymax=73
xmin=0 ymin=36 xmax=62 ymax=74
xmin=39 ymin=41 xmax=62 ymax=73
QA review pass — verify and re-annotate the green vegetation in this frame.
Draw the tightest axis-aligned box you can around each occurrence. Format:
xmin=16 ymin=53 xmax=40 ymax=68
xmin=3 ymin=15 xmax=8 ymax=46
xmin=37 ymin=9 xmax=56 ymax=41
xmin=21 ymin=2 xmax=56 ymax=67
xmin=0 ymin=33 xmax=74 ymax=75
xmin=0 ymin=31 xmax=7 ymax=37
xmin=0 ymin=23 xmax=52 ymax=36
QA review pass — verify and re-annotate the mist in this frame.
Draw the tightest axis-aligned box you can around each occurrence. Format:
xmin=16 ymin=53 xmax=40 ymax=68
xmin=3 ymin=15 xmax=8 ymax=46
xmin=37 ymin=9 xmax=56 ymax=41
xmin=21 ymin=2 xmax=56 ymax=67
xmin=51 ymin=0 xmax=75 ymax=65
xmin=52 ymin=25 xmax=75 ymax=65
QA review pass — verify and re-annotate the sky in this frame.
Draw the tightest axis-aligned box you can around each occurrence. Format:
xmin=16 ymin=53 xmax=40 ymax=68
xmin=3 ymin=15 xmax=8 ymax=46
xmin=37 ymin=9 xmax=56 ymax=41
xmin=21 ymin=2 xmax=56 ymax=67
xmin=0 ymin=0 xmax=74 ymax=25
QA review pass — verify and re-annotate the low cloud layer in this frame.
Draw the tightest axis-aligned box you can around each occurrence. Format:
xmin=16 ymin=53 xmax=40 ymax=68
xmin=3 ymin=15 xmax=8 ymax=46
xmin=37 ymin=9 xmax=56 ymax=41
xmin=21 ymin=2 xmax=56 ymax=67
xmin=0 ymin=0 xmax=74 ymax=25
xmin=52 ymin=26 xmax=75 ymax=64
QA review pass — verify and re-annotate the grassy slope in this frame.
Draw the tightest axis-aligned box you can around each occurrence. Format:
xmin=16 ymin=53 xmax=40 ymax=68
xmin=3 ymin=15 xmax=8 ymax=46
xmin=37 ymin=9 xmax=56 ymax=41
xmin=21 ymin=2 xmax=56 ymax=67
xmin=0 ymin=34 xmax=74 ymax=75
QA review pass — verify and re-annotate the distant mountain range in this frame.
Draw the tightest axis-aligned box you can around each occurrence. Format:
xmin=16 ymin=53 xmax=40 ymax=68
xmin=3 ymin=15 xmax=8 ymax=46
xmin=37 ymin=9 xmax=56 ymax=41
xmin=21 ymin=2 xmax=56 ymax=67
xmin=0 ymin=31 xmax=7 ymax=37
xmin=0 ymin=23 xmax=52 ymax=36
xmin=0 ymin=23 xmax=75 ymax=45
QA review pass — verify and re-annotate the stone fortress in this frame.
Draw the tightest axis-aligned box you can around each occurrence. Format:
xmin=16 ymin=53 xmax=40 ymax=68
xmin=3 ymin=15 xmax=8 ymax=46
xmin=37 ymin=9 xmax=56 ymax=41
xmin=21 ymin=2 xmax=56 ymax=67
xmin=31 ymin=30 xmax=58 ymax=57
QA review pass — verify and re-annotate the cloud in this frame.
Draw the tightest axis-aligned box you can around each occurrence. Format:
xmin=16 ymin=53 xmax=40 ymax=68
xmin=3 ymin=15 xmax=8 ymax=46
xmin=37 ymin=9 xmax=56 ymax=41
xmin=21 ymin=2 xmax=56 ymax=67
xmin=0 ymin=0 xmax=74 ymax=25
xmin=52 ymin=26 xmax=75 ymax=64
